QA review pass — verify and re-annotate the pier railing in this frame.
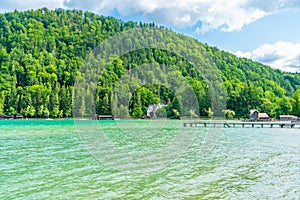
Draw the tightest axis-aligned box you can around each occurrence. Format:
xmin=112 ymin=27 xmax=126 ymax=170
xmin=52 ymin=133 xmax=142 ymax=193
xmin=183 ymin=121 xmax=299 ymax=128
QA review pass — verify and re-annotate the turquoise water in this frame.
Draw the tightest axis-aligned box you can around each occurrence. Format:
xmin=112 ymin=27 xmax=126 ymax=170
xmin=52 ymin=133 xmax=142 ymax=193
xmin=1 ymin=120 xmax=299 ymax=199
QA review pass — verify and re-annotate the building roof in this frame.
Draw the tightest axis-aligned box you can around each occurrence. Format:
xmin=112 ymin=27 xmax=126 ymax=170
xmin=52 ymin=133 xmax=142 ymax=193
xmin=279 ymin=115 xmax=298 ymax=119
xmin=250 ymin=109 xmax=259 ymax=114
xmin=258 ymin=113 xmax=269 ymax=119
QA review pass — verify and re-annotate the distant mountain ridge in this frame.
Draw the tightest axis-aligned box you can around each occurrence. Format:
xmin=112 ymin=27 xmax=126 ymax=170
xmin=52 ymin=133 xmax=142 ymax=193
xmin=0 ymin=8 xmax=300 ymax=118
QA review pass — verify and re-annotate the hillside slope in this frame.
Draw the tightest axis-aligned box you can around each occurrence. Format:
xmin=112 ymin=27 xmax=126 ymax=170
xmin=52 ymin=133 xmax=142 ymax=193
xmin=0 ymin=8 xmax=300 ymax=118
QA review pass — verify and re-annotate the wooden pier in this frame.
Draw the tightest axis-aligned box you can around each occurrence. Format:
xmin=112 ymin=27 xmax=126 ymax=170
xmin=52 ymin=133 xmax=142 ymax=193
xmin=183 ymin=121 xmax=300 ymax=128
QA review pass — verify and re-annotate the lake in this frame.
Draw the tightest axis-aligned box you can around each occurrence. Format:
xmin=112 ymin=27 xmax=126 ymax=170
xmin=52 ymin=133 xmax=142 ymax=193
xmin=1 ymin=120 xmax=299 ymax=199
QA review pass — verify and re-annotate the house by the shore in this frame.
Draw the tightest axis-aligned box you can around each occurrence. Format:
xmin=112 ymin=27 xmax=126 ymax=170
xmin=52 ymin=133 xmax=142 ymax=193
xmin=250 ymin=110 xmax=270 ymax=121
xmin=0 ymin=114 xmax=23 ymax=120
xmin=279 ymin=115 xmax=299 ymax=121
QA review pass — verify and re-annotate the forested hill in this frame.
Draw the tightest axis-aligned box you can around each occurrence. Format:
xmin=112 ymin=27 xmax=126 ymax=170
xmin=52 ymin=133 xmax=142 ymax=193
xmin=0 ymin=8 xmax=300 ymax=119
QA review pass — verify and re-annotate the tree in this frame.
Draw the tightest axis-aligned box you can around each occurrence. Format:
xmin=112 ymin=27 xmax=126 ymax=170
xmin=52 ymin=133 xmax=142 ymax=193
xmin=6 ymin=83 xmax=18 ymax=113
xmin=96 ymin=87 xmax=111 ymax=115
xmin=207 ymin=107 xmax=213 ymax=118
xmin=29 ymin=105 xmax=36 ymax=117
xmin=189 ymin=109 xmax=198 ymax=118
xmin=167 ymin=96 xmax=181 ymax=119
xmin=79 ymin=96 xmax=86 ymax=118
xmin=58 ymin=110 xmax=63 ymax=119
xmin=292 ymin=89 xmax=300 ymax=116
xmin=131 ymin=92 xmax=143 ymax=118
xmin=119 ymin=105 xmax=129 ymax=118
xmin=37 ymin=105 xmax=44 ymax=117
xmin=22 ymin=105 xmax=35 ymax=118
xmin=277 ymin=97 xmax=294 ymax=115
xmin=111 ymin=92 xmax=119 ymax=117
xmin=8 ymin=106 xmax=17 ymax=115
xmin=44 ymin=107 xmax=50 ymax=118
xmin=50 ymin=93 xmax=60 ymax=117
xmin=222 ymin=109 xmax=235 ymax=119
xmin=0 ymin=91 xmax=4 ymax=114
xmin=102 ymin=93 xmax=111 ymax=115
xmin=260 ymin=98 xmax=278 ymax=118
xmin=21 ymin=105 xmax=30 ymax=119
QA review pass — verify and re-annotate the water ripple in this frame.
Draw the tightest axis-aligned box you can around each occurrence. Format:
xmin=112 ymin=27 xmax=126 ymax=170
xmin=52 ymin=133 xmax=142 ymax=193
xmin=0 ymin=121 xmax=299 ymax=199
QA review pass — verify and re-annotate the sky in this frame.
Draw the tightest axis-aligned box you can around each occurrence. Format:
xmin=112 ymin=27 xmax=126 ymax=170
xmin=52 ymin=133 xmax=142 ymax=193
xmin=0 ymin=0 xmax=300 ymax=72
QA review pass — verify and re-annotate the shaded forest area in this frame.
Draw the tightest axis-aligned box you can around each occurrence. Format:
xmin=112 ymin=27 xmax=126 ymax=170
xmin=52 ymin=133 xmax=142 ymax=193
xmin=1 ymin=8 xmax=300 ymax=119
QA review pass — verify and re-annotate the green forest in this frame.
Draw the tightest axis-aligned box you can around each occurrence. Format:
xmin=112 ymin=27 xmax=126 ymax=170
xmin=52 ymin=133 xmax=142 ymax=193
xmin=1 ymin=8 xmax=300 ymax=119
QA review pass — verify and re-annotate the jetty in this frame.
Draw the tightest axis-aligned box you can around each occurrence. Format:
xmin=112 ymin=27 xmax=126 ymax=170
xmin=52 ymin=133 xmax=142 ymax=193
xmin=183 ymin=121 xmax=300 ymax=128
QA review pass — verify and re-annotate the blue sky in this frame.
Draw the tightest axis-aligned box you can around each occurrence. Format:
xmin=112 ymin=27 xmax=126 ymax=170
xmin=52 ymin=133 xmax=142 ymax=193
xmin=0 ymin=0 xmax=300 ymax=72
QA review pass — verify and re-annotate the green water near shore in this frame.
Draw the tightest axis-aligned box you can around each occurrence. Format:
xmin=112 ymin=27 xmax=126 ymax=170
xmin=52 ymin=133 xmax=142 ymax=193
xmin=1 ymin=120 xmax=299 ymax=199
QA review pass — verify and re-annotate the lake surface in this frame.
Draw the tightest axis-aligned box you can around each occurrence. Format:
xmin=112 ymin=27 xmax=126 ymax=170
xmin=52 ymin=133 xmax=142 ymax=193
xmin=1 ymin=120 xmax=299 ymax=199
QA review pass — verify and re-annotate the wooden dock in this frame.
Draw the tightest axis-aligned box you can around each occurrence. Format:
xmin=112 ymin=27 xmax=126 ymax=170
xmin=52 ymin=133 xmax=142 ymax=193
xmin=183 ymin=121 xmax=300 ymax=128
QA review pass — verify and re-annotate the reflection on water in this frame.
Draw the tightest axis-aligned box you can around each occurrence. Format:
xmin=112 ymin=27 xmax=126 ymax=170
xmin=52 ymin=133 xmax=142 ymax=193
xmin=0 ymin=120 xmax=299 ymax=199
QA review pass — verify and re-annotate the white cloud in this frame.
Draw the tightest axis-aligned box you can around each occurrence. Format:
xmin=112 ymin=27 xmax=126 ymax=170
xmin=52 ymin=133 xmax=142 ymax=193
xmin=0 ymin=0 xmax=65 ymax=12
xmin=0 ymin=0 xmax=299 ymax=33
xmin=61 ymin=0 xmax=299 ymax=33
xmin=178 ymin=14 xmax=191 ymax=24
xmin=236 ymin=41 xmax=300 ymax=72
xmin=196 ymin=1 xmax=268 ymax=34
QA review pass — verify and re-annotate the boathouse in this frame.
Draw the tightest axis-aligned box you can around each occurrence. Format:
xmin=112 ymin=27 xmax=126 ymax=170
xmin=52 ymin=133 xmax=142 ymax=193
xmin=5 ymin=115 xmax=13 ymax=119
xmin=279 ymin=115 xmax=299 ymax=121
xmin=15 ymin=114 xmax=24 ymax=119
xmin=250 ymin=110 xmax=259 ymax=120
xmin=93 ymin=114 xmax=117 ymax=120
xmin=250 ymin=110 xmax=270 ymax=121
